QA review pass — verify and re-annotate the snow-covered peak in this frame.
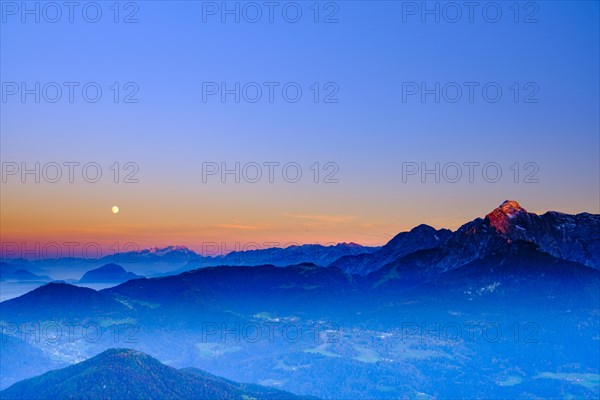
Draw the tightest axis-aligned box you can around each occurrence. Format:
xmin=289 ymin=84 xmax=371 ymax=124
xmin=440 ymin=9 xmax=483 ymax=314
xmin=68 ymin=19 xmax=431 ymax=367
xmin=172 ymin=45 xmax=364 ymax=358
xmin=144 ymin=246 xmax=192 ymax=256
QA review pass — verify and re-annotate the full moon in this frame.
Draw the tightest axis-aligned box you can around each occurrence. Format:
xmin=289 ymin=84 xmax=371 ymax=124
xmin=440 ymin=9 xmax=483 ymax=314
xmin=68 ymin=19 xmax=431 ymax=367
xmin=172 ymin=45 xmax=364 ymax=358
xmin=112 ymin=206 xmax=119 ymax=214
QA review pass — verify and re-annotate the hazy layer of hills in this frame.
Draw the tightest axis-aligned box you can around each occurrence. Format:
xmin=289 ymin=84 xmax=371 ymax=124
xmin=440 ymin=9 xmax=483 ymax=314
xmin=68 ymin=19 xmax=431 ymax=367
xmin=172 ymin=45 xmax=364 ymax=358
xmin=0 ymin=262 xmax=51 ymax=282
xmin=1 ymin=243 xmax=380 ymax=279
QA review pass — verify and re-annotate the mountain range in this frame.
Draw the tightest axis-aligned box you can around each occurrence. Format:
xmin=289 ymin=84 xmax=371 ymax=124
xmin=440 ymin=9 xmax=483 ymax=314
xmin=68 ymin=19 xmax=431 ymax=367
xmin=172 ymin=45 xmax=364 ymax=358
xmin=2 ymin=201 xmax=598 ymax=325
xmin=171 ymin=242 xmax=380 ymax=275
xmin=331 ymin=200 xmax=599 ymax=276
xmin=1 ymin=243 xmax=379 ymax=279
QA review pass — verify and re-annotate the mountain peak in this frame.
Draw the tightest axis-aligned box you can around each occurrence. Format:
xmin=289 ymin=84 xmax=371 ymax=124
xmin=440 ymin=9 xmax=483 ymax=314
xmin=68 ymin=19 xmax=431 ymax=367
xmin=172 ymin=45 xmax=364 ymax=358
xmin=79 ymin=264 xmax=143 ymax=284
xmin=96 ymin=263 xmax=126 ymax=272
xmin=94 ymin=348 xmax=151 ymax=362
xmin=144 ymin=245 xmax=194 ymax=255
xmin=498 ymin=200 xmax=524 ymax=214
xmin=486 ymin=200 xmax=526 ymax=234
xmin=337 ymin=242 xmax=362 ymax=248
xmin=410 ymin=224 xmax=436 ymax=233
xmin=1 ymin=348 xmax=309 ymax=400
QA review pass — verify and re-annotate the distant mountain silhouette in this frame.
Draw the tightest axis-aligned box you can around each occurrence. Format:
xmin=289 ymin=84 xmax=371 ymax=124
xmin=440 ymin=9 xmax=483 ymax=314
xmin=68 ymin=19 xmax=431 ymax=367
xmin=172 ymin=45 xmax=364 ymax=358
xmin=329 ymin=224 xmax=452 ymax=275
xmin=0 ymin=268 xmax=51 ymax=282
xmin=79 ymin=263 xmax=144 ymax=284
xmin=0 ymin=348 xmax=315 ymax=400
xmin=1 ymin=243 xmax=380 ymax=278
xmin=168 ymin=242 xmax=380 ymax=275
xmin=0 ymin=261 xmax=46 ymax=276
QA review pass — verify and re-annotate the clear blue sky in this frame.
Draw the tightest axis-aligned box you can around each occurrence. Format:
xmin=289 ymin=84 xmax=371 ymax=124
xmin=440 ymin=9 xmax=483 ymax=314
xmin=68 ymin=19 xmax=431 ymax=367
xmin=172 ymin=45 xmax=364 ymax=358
xmin=1 ymin=1 xmax=599 ymax=251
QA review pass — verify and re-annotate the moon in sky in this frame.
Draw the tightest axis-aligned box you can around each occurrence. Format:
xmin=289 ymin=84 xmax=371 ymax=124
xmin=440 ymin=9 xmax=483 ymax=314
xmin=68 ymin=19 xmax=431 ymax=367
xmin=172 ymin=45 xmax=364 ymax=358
xmin=112 ymin=206 xmax=119 ymax=214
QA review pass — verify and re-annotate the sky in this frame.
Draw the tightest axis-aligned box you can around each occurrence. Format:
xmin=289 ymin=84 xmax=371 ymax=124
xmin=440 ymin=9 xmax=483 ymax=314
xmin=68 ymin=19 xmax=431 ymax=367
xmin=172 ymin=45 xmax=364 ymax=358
xmin=1 ymin=1 xmax=599 ymax=257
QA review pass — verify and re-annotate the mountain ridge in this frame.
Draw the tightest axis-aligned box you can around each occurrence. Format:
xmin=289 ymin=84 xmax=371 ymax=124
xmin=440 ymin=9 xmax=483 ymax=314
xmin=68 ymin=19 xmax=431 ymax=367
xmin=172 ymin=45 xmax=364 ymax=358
xmin=331 ymin=200 xmax=599 ymax=277
xmin=0 ymin=348 xmax=315 ymax=400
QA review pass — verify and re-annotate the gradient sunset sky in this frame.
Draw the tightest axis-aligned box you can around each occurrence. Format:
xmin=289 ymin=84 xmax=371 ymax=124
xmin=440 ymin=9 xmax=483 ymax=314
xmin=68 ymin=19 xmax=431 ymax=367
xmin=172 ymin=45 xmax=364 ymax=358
xmin=1 ymin=1 xmax=599 ymax=256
